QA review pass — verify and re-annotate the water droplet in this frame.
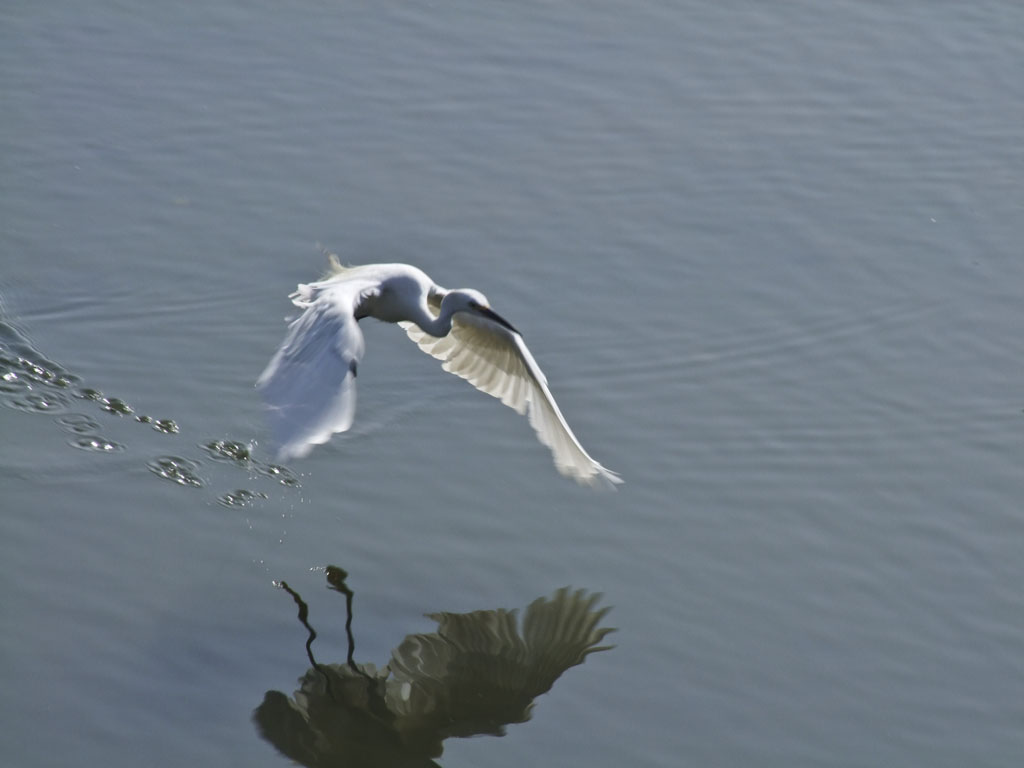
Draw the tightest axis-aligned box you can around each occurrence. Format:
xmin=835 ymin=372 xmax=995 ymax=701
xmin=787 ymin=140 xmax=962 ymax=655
xmin=152 ymin=418 xmax=179 ymax=434
xmin=147 ymin=456 xmax=204 ymax=488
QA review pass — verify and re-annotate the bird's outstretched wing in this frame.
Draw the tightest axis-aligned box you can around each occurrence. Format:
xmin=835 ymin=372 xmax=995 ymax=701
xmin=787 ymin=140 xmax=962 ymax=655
xmin=257 ymin=280 xmax=375 ymax=461
xmin=401 ymin=314 xmax=622 ymax=488
xmin=385 ymin=588 xmax=615 ymax=736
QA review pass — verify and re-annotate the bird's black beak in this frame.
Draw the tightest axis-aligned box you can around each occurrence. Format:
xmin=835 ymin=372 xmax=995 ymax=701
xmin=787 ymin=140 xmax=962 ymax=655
xmin=478 ymin=306 xmax=520 ymax=335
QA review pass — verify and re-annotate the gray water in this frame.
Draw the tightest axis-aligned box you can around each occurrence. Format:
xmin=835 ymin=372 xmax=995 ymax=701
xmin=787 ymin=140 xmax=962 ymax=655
xmin=3 ymin=1 xmax=1023 ymax=766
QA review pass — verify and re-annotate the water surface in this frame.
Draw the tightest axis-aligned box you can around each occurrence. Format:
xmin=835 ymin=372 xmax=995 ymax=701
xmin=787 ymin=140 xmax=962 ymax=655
xmin=2 ymin=2 xmax=1023 ymax=766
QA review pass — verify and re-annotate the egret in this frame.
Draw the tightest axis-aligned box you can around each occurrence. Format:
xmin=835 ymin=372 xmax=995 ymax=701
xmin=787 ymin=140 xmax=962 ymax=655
xmin=257 ymin=257 xmax=621 ymax=488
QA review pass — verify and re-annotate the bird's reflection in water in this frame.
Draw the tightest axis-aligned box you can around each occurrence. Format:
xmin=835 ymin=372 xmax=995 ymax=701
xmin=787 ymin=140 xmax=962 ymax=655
xmin=254 ymin=567 xmax=615 ymax=767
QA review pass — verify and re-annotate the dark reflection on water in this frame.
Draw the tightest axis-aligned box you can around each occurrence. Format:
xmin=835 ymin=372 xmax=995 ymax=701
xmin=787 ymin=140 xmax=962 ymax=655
xmin=255 ymin=567 xmax=615 ymax=766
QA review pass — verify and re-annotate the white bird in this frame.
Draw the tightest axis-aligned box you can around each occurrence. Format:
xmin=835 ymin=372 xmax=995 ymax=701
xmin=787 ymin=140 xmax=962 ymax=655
xmin=257 ymin=257 xmax=621 ymax=488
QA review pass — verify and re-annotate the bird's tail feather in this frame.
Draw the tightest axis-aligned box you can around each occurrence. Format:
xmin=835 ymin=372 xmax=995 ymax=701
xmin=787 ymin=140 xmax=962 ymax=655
xmin=286 ymin=250 xmax=358 ymax=308
xmin=322 ymin=250 xmax=353 ymax=278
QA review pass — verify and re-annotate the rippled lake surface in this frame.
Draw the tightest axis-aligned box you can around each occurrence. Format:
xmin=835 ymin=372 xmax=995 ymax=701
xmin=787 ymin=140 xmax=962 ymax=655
xmin=3 ymin=2 xmax=1023 ymax=766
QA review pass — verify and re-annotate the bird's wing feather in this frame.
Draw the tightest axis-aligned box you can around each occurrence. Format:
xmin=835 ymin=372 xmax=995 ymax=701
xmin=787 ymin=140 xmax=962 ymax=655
xmin=257 ymin=280 xmax=375 ymax=461
xmin=401 ymin=314 xmax=621 ymax=488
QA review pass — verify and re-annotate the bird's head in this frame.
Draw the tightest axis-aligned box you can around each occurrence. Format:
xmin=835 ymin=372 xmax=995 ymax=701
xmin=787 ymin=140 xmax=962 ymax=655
xmin=442 ymin=289 xmax=520 ymax=334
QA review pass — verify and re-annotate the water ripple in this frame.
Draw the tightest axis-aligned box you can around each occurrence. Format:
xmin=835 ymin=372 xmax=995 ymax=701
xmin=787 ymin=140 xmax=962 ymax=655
xmin=3 ymin=315 xmax=299 ymax=503
xmin=147 ymin=456 xmax=205 ymax=488
xmin=134 ymin=415 xmax=180 ymax=433
xmin=256 ymin=463 xmax=300 ymax=487
xmin=70 ymin=435 xmax=125 ymax=453
xmin=1 ymin=327 xmax=79 ymax=415
xmin=217 ymin=488 xmax=269 ymax=508
xmin=5 ymin=389 xmax=71 ymax=414
xmin=202 ymin=439 xmax=254 ymax=465
xmin=75 ymin=387 xmax=134 ymax=416
xmin=56 ymin=413 xmax=102 ymax=434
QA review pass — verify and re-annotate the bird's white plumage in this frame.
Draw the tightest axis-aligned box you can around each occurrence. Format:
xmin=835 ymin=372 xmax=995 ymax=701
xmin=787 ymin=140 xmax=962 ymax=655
xmin=400 ymin=314 xmax=621 ymax=487
xmin=257 ymin=260 xmax=621 ymax=487
xmin=256 ymin=277 xmax=375 ymax=460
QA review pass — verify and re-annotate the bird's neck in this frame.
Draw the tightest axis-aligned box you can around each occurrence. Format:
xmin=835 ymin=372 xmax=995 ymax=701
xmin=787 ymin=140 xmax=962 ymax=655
xmin=409 ymin=304 xmax=454 ymax=338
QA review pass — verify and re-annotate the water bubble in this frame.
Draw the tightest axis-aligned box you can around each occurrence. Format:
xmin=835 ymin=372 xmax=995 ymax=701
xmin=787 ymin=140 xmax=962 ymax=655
xmin=147 ymin=456 xmax=204 ymax=488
